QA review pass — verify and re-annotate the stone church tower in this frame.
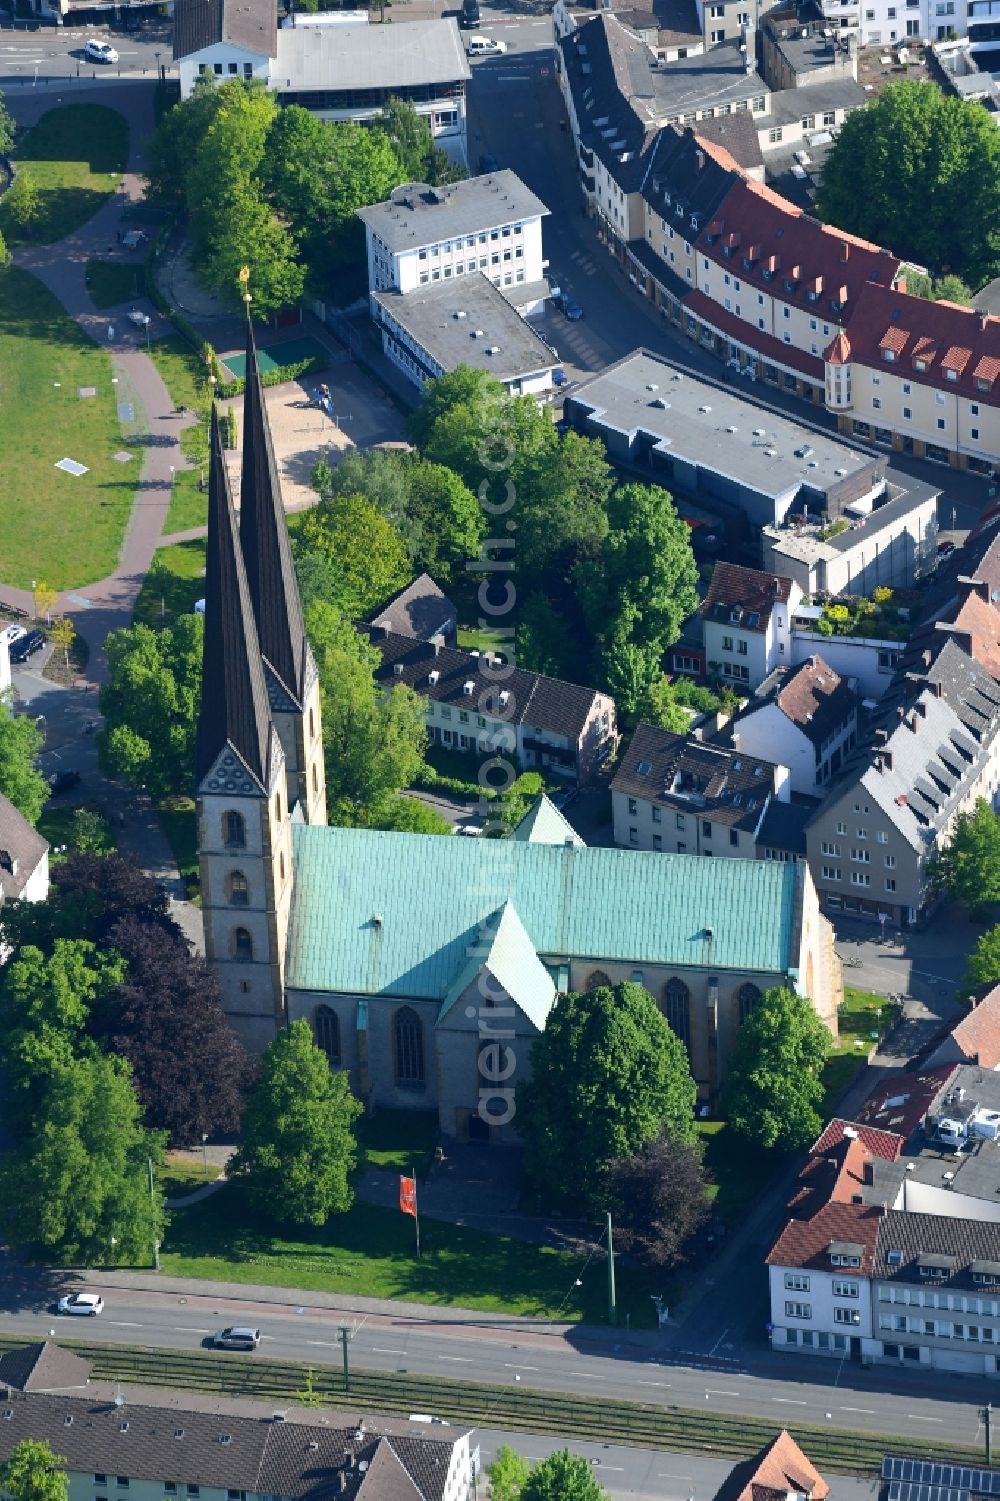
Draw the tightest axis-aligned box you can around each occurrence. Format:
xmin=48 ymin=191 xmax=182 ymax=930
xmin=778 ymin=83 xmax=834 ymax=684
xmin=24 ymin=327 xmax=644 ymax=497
xmin=196 ymin=325 xmax=326 ymax=1052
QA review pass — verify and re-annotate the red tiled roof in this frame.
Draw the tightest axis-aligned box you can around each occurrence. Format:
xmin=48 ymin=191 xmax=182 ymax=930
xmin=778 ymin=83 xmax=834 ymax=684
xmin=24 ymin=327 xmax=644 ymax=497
xmin=766 ymin=1200 xmax=882 ymax=1273
xmin=843 ymin=282 xmax=1000 ymax=407
xmin=703 ymin=561 xmax=793 ymax=632
xmin=950 ymin=590 xmax=1000 ymax=681
xmin=684 ymin=289 xmax=824 ymax=381
xmin=853 ymin=1064 xmax=955 ymax=1138
xmin=824 ymin=332 xmax=851 ymax=365
xmin=693 ymin=131 xmax=743 ymax=174
xmin=787 ymin=1136 xmax=870 ymax=1215
xmin=713 ymin=1432 xmax=830 ymax=1501
xmin=941 ymin=984 xmax=1000 ymax=1068
xmin=811 ymin=1117 xmax=904 ymax=1162
xmin=698 ymin=178 xmax=899 ymax=325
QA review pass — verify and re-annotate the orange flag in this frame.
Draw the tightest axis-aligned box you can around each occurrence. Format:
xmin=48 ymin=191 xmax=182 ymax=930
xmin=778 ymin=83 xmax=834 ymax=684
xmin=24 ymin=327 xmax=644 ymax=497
xmin=399 ymin=1175 xmax=417 ymax=1218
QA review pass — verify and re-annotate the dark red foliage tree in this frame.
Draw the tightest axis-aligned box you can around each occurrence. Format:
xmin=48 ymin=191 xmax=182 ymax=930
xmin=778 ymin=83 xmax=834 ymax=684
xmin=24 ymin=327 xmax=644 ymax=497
xmin=607 ymin=1129 xmax=712 ymax=1269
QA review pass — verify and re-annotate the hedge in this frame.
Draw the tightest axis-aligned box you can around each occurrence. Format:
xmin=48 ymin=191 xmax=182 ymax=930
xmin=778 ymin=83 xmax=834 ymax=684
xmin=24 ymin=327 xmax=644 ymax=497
xmin=216 ymin=353 xmax=326 ymax=399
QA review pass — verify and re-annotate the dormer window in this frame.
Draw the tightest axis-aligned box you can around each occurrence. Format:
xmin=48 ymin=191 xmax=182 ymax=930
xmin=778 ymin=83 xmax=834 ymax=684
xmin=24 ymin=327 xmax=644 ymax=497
xmin=882 ymin=348 xmax=896 ymax=363
xmin=946 ymin=368 xmax=958 ymax=382
xmin=977 ymin=376 xmax=993 ymax=391
xmin=920 ymin=1265 xmax=947 ymax=1280
xmin=690 ymin=212 xmax=701 ymax=230
xmin=807 ymin=289 xmax=819 ymax=303
xmin=914 ymin=358 xmax=927 ymax=372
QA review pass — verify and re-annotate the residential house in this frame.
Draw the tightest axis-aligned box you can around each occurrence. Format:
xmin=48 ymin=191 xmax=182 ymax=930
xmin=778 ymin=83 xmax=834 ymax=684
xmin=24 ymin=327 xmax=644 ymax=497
xmin=805 ymin=639 xmax=1000 ymax=925
xmin=357 ymin=173 xmax=550 ymax=317
xmin=370 ymin=275 xmax=556 ymax=395
xmin=368 ymin=575 xmax=458 ymax=646
xmin=174 ymin=0 xmax=471 ymax=163
xmin=726 ymin=655 xmax=860 ymax=794
xmin=0 ymin=792 xmax=49 ymax=960
xmin=756 ymin=799 xmax=814 ymax=861
xmin=552 ymin=0 xmax=704 ymax=63
xmin=611 ymin=721 xmax=790 ymax=856
xmin=711 ymin=1432 xmax=830 ymax=1501
xmin=360 ymin=624 xmax=618 ymax=783
xmin=702 ymin=561 xmax=800 ymax=689
xmin=924 ymin=985 xmax=1000 ymax=1070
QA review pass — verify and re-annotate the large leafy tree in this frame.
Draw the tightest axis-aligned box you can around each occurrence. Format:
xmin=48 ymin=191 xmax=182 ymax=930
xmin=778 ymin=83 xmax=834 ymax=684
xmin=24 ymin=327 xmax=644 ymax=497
xmin=489 ymin=1447 xmax=531 ymax=1501
xmin=965 ymin=925 xmax=1000 ymax=992
xmin=0 ymin=1440 xmax=69 ymax=1501
xmin=99 ymin=617 xmax=203 ymax=800
xmin=930 ymin=799 xmax=1000 ymax=918
xmin=0 ymin=699 xmax=48 ymax=826
xmin=0 ymin=1049 xmax=166 ymax=1263
xmin=518 ymin=982 xmax=696 ymax=1215
xmin=230 ymin=1019 xmax=362 ymax=1226
xmin=296 ymin=493 xmax=410 ymax=616
xmin=374 ymin=97 xmax=464 ymax=187
xmin=521 ymin=1451 xmax=609 ymax=1501
xmin=94 ymin=916 xmax=253 ymax=1146
xmin=721 ymin=986 xmax=831 ymax=1152
xmin=607 ymin=1129 xmax=711 ymax=1268
xmin=818 ymin=81 xmax=1000 ymax=286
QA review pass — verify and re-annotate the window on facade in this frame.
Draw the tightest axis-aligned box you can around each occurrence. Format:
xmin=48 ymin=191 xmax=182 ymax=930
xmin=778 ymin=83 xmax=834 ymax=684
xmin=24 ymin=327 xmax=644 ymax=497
xmin=785 ymin=1301 xmax=812 ymax=1319
xmin=395 ymin=1006 xmax=425 ymax=1088
xmin=663 ymin=978 xmax=691 ymax=1051
xmin=785 ymin=1273 xmax=810 ymax=1291
xmin=243 ymin=62 xmax=253 ymax=78
xmin=737 ymin=982 xmax=761 ymax=1023
xmin=233 ymin=927 xmax=253 ymax=962
xmin=223 ymin=810 xmax=246 ymax=848
xmin=228 ymin=870 xmax=248 ymax=907
xmin=587 ymin=970 xmax=611 ymax=989
xmin=314 ymin=1005 xmax=341 ymax=1068
xmin=834 ymin=1306 xmax=861 ymax=1325
xmin=833 ymin=1279 xmax=859 ymax=1297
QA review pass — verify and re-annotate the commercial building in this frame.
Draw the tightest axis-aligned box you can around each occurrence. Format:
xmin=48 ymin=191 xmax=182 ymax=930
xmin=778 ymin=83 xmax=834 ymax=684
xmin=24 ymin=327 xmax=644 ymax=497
xmin=174 ymin=0 xmax=471 ymax=163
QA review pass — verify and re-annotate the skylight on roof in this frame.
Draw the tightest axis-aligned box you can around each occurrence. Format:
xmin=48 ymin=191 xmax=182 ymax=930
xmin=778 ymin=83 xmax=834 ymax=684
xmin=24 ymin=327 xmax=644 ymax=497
xmin=636 ymin=760 xmax=652 ymax=776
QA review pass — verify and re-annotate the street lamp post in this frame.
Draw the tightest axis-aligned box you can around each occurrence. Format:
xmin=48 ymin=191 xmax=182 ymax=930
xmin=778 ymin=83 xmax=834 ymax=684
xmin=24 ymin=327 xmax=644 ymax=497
xmin=202 ymin=1133 xmax=209 ymax=1181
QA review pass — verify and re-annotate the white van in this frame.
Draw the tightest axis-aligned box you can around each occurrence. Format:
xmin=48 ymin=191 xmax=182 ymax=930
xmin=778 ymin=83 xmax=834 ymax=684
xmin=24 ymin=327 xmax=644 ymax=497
xmin=467 ymin=35 xmax=507 ymax=54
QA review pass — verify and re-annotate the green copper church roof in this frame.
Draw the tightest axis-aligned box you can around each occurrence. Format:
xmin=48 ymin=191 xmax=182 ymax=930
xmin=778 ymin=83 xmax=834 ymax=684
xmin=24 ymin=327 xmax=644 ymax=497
xmin=286 ymin=827 xmax=800 ymax=1000
xmin=510 ymin=794 xmax=586 ymax=847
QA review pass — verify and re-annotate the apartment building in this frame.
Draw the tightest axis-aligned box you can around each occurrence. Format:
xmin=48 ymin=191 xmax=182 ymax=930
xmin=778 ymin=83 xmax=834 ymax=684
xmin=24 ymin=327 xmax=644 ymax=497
xmin=611 ymin=721 xmax=790 ymax=855
xmin=361 ymin=626 xmax=618 ymax=783
xmin=805 ymin=638 xmax=1000 ymax=925
xmin=701 ymin=562 xmax=800 ymax=689
xmin=727 ymin=655 xmax=860 ymax=794
xmin=174 ymin=1 xmax=471 ymax=162
xmin=367 ymin=575 xmax=457 ymax=646
xmin=358 ymin=173 xmax=549 ymax=316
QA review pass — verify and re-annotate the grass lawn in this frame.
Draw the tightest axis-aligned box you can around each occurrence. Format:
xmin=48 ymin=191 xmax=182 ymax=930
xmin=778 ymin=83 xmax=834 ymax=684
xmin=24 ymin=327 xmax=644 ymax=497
xmin=36 ymin=802 xmax=115 ymax=858
xmin=134 ymin=540 xmax=206 ymax=627
xmin=159 ymin=1157 xmax=216 ymax=1200
xmin=0 ymin=266 xmax=137 ymax=589
xmin=838 ymin=986 xmax=901 ymax=1046
xmin=698 ymin=1120 xmax=786 ymax=1227
xmin=146 ymin=334 xmax=213 ymax=414
xmin=457 ymin=624 xmax=512 ymax=655
xmin=1 ymin=105 xmax=128 ymax=244
xmin=165 ymin=470 xmax=208 ymax=535
xmin=85 ymin=258 xmax=142 ymax=310
xmin=359 ymin=1111 xmax=439 ymax=1179
xmin=160 ymin=1186 xmax=661 ymax=1325
xmin=158 ymin=795 xmax=199 ymax=900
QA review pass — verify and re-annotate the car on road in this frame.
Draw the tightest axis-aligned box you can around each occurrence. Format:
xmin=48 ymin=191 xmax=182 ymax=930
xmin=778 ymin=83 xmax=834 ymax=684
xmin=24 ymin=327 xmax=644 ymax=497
xmin=554 ymin=289 xmax=583 ymax=320
xmin=84 ymin=39 xmax=118 ymax=63
xmin=0 ymin=624 xmax=26 ymax=648
xmin=48 ymin=769 xmax=82 ymax=795
xmin=10 ymin=630 xmax=45 ymax=663
xmin=211 ymin=1327 xmax=261 ymax=1351
xmin=468 ymin=35 xmax=507 ymax=53
xmin=58 ymin=1292 xmax=103 ymax=1317
xmin=459 ymin=0 xmax=480 ymax=26
xmin=128 ymin=307 xmax=150 ymax=328
xmin=478 ymin=152 xmax=499 ymax=174
xmin=121 ymin=230 xmax=147 ymax=251
xmin=552 ymin=367 xmax=569 ymax=387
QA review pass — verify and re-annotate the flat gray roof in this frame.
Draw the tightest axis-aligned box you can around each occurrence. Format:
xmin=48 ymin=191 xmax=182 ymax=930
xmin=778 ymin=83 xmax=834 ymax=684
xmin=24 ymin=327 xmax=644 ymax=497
xmin=358 ymin=171 xmax=548 ymax=252
xmin=650 ymin=41 xmax=768 ymax=117
xmin=760 ymin=76 xmax=866 ymax=128
xmin=275 ymin=19 xmax=470 ymax=92
xmin=373 ymin=274 xmax=555 ymax=382
xmin=568 ymin=350 xmax=875 ymax=503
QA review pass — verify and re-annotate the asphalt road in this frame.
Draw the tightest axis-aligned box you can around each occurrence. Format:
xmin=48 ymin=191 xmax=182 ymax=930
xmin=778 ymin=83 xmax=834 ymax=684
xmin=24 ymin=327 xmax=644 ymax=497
xmin=7 ymin=1280 xmax=998 ymax=1456
xmin=0 ymin=25 xmax=167 ymax=81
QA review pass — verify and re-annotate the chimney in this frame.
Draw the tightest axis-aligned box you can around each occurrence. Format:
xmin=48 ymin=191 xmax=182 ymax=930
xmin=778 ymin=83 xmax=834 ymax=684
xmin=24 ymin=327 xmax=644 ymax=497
xmin=731 ymin=731 xmax=741 ymax=750
xmin=932 ymin=678 xmax=944 ymax=697
xmin=874 ymin=727 xmax=888 ymax=745
xmin=863 ymin=1159 xmax=875 ymax=1186
xmin=840 ymin=241 xmax=850 ymax=263
xmin=922 ymin=649 xmax=932 ymax=669
xmin=430 ymin=633 xmax=445 ymax=656
xmin=375 ymin=620 xmax=392 ymax=639
xmin=896 ymin=704 xmax=906 ymax=720
xmin=982 ymin=313 xmax=990 ymax=332
xmin=772 ymin=577 xmax=782 ymax=595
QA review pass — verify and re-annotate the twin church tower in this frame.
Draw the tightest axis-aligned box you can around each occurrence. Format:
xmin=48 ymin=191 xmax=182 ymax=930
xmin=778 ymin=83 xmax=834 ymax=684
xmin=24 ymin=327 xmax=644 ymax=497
xmin=195 ymin=324 xmax=327 ymax=1051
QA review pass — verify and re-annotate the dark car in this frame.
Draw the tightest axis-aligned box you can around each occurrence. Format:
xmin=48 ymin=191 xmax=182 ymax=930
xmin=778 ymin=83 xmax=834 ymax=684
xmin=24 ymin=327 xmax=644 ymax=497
xmin=554 ymin=289 xmax=584 ymax=320
xmin=10 ymin=630 xmax=45 ymax=664
xmin=478 ymin=152 xmax=499 ymax=174
xmin=552 ymin=367 xmax=569 ymax=387
xmin=48 ymin=770 xmax=82 ymax=795
xmin=460 ymin=0 xmax=480 ymax=26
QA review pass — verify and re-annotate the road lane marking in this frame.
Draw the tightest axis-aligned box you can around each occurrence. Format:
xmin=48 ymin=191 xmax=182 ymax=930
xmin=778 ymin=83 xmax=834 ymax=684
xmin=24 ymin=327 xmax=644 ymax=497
xmin=106 ymin=1321 xmax=142 ymax=1328
xmin=571 ymin=1371 xmax=605 ymax=1379
xmin=841 ymin=1407 xmax=875 ymax=1415
xmin=705 ymin=1389 xmax=740 ymax=1397
xmin=772 ymin=1398 xmax=807 ymax=1405
xmin=596 ymin=1465 xmax=625 ymax=1471
xmin=908 ymin=1415 xmax=943 ymax=1422
xmin=504 ymin=1364 xmax=539 ymax=1371
xmin=372 ymin=1346 xmax=406 ymax=1354
xmin=174 ymin=1327 xmax=211 ymax=1334
xmin=307 ymin=1341 xmax=335 ymax=1347
xmin=437 ymin=1355 xmax=472 ymax=1363
xmin=637 ymin=1380 xmax=671 ymax=1388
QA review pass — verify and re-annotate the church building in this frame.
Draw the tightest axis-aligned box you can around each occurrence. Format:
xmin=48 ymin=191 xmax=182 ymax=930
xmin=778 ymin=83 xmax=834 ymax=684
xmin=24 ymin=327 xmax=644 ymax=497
xmin=196 ymin=327 xmax=842 ymax=1137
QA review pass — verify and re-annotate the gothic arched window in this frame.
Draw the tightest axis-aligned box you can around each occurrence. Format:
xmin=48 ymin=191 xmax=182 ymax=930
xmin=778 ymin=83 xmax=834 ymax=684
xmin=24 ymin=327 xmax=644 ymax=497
xmin=394 ymin=1006 xmax=425 ymax=1089
xmin=663 ymin=977 xmax=691 ymax=1051
xmin=314 ymin=1005 xmax=341 ymax=1068
xmin=228 ymin=870 xmax=248 ymax=906
xmin=223 ymin=810 xmax=246 ymax=848
xmin=233 ymin=927 xmax=253 ymax=962
xmin=737 ymin=982 xmax=762 ymax=1024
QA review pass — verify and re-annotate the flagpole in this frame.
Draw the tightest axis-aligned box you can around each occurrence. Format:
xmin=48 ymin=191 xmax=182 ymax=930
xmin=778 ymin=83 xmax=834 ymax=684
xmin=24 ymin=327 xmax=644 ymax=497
xmin=412 ymin=1162 xmax=421 ymax=1260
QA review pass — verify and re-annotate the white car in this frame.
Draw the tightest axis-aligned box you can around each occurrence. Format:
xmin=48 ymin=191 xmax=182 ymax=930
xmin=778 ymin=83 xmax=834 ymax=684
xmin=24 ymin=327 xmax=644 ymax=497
xmin=128 ymin=308 xmax=150 ymax=328
xmin=85 ymin=39 xmax=118 ymax=63
xmin=468 ymin=35 xmax=507 ymax=54
xmin=0 ymin=625 xmax=26 ymax=648
xmin=57 ymin=1292 xmax=104 ymax=1317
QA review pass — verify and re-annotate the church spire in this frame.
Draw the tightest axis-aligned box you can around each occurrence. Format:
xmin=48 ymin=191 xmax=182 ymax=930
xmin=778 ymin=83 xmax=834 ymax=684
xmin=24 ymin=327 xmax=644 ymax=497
xmin=239 ymin=318 xmax=309 ymax=709
xmin=196 ymin=406 xmax=273 ymax=792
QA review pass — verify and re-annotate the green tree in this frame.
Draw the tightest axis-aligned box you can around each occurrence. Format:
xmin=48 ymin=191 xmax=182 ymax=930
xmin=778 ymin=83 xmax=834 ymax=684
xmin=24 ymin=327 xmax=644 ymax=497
xmin=4 ymin=171 xmax=41 ymax=237
xmin=297 ymin=493 xmax=410 ymax=615
xmin=487 ymin=772 xmax=545 ymax=837
xmin=0 ymin=1440 xmax=69 ymax=1501
xmin=933 ymin=272 xmax=972 ymax=305
xmin=818 ymin=81 xmax=1000 ymax=285
xmin=0 ymin=227 xmax=9 ymax=271
xmin=489 ymin=1446 xmax=531 ymax=1501
xmin=929 ymin=798 xmax=1000 ymax=917
xmin=721 ymin=986 xmax=831 ymax=1152
xmin=521 ymin=1451 xmax=608 ymax=1501
xmin=375 ymin=96 xmax=465 ymax=186
xmin=230 ymin=1018 xmax=362 ymax=1226
xmin=516 ymin=593 xmax=577 ymax=679
xmin=0 ymin=90 xmax=15 ymax=156
xmin=99 ymin=616 xmax=203 ymax=800
xmin=964 ymin=924 xmax=1000 ymax=992
xmin=201 ymin=180 xmax=304 ymax=318
xmin=145 ymin=75 xmax=225 ymax=206
xmin=0 ymin=1049 xmax=165 ymax=1262
xmin=374 ymin=795 xmax=453 ymax=834
xmin=638 ymin=678 xmax=696 ymax=735
xmin=68 ymin=806 xmax=115 ymax=855
xmin=519 ymin=981 xmax=696 ymax=1214
xmin=0 ymin=698 xmax=48 ymax=825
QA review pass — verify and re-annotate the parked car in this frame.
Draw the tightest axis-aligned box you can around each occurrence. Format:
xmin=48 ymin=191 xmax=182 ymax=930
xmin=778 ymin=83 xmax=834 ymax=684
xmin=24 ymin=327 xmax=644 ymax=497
xmin=58 ymin=1292 xmax=103 ymax=1317
xmin=128 ymin=307 xmax=150 ymax=328
xmin=10 ymin=630 xmax=45 ymax=663
xmin=85 ymin=39 xmax=118 ymax=63
xmin=552 ymin=367 xmax=569 ymax=387
xmin=211 ymin=1327 xmax=261 ymax=1351
xmin=121 ymin=230 xmax=147 ymax=250
xmin=459 ymin=0 xmax=480 ymax=25
xmin=467 ymin=34 xmax=507 ymax=53
xmin=554 ymin=289 xmax=583 ymax=320
xmin=48 ymin=769 xmax=82 ymax=795
xmin=478 ymin=152 xmax=499 ymax=174
xmin=0 ymin=625 xmax=27 ymax=648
